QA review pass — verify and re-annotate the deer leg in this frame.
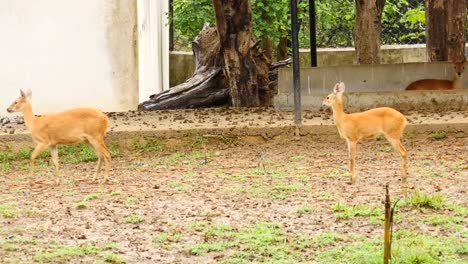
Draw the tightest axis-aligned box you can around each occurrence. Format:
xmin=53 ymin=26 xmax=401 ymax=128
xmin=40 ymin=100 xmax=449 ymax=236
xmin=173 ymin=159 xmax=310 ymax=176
xmin=100 ymin=142 xmax=112 ymax=183
xmin=49 ymin=145 xmax=61 ymax=184
xmin=387 ymin=138 xmax=408 ymax=181
xmin=87 ymin=137 xmax=112 ymax=183
xmin=29 ymin=143 xmax=48 ymax=180
xmin=347 ymin=140 xmax=357 ymax=184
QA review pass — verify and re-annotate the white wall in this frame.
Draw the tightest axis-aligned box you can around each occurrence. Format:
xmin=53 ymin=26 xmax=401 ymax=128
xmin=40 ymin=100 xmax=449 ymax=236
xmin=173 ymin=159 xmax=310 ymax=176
xmin=0 ymin=0 xmax=138 ymax=115
xmin=137 ymin=0 xmax=170 ymax=102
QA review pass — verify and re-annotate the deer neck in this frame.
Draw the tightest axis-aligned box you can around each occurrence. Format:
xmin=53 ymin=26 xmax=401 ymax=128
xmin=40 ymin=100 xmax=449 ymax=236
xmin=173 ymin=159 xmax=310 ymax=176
xmin=452 ymin=72 xmax=463 ymax=89
xmin=331 ymin=97 xmax=347 ymax=124
xmin=21 ymin=102 xmax=36 ymax=130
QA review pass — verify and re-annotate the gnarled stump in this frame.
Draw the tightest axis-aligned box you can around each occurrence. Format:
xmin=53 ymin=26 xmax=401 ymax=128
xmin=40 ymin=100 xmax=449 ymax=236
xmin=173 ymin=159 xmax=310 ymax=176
xmin=138 ymin=23 xmax=287 ymax=111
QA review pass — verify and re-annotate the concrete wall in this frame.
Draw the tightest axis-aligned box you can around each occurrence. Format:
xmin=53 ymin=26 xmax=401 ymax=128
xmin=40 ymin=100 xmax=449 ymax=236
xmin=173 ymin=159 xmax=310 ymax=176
xmin=274 ymin=62 xmax=468 ymax=111
xmin=169 ymin=44 xmax=466 ymax=87
xmin=277 ymin=62 xmax=468 ymax=94
xmin=0 ymin=0 xmax=138 ymax=114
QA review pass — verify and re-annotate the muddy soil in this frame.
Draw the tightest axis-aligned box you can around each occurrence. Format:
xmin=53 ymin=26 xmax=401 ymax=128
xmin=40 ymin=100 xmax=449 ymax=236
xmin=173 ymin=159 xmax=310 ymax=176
xmin=0 ymin=108 xmax=467 ymax=263
xmin=0 ymin=130 xmax=466 ymax=263
xmin=1 ymin=108 xmax=468 ymax=137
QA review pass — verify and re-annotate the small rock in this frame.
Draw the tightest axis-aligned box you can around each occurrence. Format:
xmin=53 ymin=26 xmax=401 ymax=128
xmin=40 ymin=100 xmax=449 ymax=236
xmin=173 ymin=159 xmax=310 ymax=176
xmin=14 ymin=117 xmax=24 ymax=124
xmin=0 ymin=117 xmax=10 ymax=125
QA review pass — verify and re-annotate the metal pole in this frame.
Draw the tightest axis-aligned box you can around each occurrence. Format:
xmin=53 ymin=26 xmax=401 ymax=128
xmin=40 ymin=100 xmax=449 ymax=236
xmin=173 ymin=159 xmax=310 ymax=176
xmin=309 ymin=0 xmax=317 ymax=67
xmin=291 ymin=0 xmax=302 ymax=127
xmin=169 ymin=0 xmax=174 ymax=51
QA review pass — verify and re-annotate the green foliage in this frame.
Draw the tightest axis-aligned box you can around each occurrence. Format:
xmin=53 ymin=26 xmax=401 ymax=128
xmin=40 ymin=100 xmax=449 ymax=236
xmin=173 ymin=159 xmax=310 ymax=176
xmin=172 ymin=0 xmax=429 ymax=51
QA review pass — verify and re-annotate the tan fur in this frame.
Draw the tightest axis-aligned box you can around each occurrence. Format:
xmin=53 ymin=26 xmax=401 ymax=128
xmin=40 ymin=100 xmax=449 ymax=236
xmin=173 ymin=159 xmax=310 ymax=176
xmin=323 ymin=82 xmax=407 ymax=183
xmin=7 ymin=90 xmax=112 ymax=183
xmin=405 ymin=61 xmax=466 ymax=90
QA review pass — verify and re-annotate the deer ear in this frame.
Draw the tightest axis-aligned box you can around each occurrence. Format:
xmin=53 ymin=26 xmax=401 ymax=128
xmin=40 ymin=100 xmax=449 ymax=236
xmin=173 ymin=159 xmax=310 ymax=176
xmin=333 ymin=82 xmax=346 ymax=94
xmin=20 ymin=89 xmax=32 ymax=99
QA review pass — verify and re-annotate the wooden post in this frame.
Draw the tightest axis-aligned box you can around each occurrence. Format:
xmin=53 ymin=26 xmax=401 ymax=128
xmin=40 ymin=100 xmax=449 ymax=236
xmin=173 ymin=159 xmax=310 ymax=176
xmin=384 ymin=184 xmax=391 ymax=263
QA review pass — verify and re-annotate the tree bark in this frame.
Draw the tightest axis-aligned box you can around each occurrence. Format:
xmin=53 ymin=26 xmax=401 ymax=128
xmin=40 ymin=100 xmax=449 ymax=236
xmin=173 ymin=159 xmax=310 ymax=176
xmin=426 ymin=0 xmax=467 ymax=62
xmin=353 ymin=0 xmax=386 ymax=64
xmin=138 ymin=24 xmax=288 ymax=111
xmin=212 ymin=0 xmax=270 ymax=107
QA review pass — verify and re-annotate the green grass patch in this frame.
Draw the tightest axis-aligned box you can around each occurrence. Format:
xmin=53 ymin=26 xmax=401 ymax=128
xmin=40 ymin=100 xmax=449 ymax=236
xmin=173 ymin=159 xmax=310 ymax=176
xmin=0 ymin=204 xmax=19 ymax=218
xmin=33 ymin=243 xmax=126 ymax=263
xmin=83 ymin=193 xmax=101 ymax=201
xmin=0 ymin=147 xmax=15 ymax=162
xmin=430 ymin=131 xmax=448 ymax=140
xmin=125 ymin=214 xmax=144 ymax=224
xmin=295 ymin=207 xmax=317 ymax=216
xmin=423 ymin=215 xmax=465 ymax=230
xmin=290 ymin=155 xmax=305 ymax=161
xmin=314 ymin=230 xmax=466 ymax=263
xmin=169 ymin=181 xmax=186 ymax=191
xmin=331 ymin=203 xmax=382 ymax=220
xmin=126 ymin=197 xmax=139 ymax=204
xmin=131 ymin=137 xmax=165 ymax=152
xmin=74 ymin=202 xmax=87 ymax=209
xmin=404 ymin=191 xmax=446 ymax=209
xmin=154 ymin=231 xmax=183 ymax=244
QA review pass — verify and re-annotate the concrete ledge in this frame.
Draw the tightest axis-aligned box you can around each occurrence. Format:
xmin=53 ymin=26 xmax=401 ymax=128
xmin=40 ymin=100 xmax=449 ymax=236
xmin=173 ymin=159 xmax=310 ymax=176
xmin=274 ymin=90 xmax=468 ymax=112
xmin=278 ymin=62 xmax=468 ymax=94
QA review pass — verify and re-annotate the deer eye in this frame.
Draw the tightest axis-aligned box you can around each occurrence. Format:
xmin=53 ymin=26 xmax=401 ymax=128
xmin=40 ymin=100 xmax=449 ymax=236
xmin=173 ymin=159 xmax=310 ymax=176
xmin=326 ymin=96 xmax=330 ymax=99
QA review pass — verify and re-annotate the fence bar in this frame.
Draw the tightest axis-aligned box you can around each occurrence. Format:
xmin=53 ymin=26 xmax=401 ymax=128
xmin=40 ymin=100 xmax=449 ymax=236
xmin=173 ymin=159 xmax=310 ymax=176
xmin=169 ymin=0 xmax=174 ymax=51
xmin=309 ymin=0 xmax=317 ymax=67
xmin=290 ymin=0 xmax=302 ymax=127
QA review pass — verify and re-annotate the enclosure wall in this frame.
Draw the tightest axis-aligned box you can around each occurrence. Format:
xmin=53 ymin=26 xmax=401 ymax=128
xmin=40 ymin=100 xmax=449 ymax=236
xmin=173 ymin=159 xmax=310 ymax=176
xmin=0 ymin=0 xmax=138 ymax=114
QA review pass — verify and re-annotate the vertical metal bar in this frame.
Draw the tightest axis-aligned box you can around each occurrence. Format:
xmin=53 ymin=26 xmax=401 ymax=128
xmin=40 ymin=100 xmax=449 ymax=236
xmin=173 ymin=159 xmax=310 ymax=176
xmin=291 ymin=0 xmax=302 ymax=127
xmin=169 ymin=0 xmax=174 ymax=51
xmin=309 ymin=0 xmax=317 ymax=67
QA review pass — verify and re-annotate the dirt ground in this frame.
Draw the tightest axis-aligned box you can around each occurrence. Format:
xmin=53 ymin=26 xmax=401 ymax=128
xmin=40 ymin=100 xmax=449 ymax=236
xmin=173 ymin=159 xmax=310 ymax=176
xmin=0 ymin=108 xmax=467 ymax=263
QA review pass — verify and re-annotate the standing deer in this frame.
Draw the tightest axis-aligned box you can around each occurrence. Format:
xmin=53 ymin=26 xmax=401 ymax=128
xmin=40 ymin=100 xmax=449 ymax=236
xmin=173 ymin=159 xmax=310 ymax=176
xmin=322 ymin=82 xmax=408 ymax=184
xmin=6 ymin=89 xmax=112 ymax=183
xmin=405 ymin=60 xmax=466 ymax=90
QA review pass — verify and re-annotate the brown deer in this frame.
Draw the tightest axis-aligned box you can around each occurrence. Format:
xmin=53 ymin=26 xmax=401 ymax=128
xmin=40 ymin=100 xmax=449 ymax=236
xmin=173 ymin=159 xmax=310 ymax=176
xmin=6 ymin=89 xmax=112 ymax=183
xmin=322 ymin=82 xmax=408 ymax=184
xmin=405 ymin=60 xmax=466 ymax=90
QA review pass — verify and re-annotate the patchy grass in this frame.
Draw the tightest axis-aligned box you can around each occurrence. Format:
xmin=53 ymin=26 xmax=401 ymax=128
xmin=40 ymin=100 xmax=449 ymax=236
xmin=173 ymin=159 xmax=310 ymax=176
xmin=74 ymin=202 xmax=87 ymax=209
xmin=331 ymin=203 xmax=382 ymax=220
xmin=131 ymin=137 xmax=165 ymax=153
xmin=0 ymin=203 xmax=19 ymax=218
xmin=423 ymin=215 xmax=465 ymax=230
xmin=404 ymin=191 xmax=446 ymax=209
xmin=83 ymin=193 xmax=101 ymax=202
xmin=125 ymin=214 xmax=144 ymax=224
xmin=295 ymin=206 xmax=317 ymax=216
xmin=169 ymin=181 xmax=186 ymax=191
xmin=30 ymin=242 xmax=127 ymax=263
xmin=430 ymin=131 xmax=448 ymax=140
xmin=154 ymin=231 xmax=183 ymax=245
xmin=126 ymin=196 xmax=140 ymax=205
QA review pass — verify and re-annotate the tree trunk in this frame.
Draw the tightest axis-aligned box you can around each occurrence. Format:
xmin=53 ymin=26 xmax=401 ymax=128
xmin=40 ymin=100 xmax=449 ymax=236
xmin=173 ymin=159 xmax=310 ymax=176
xmin=138 ymin=24 xmax=288 ymax=111
xmin=212 ymin=0 xmax=270 ymax=107
xmin=353 ymin=0 xmax=386 ymax=64
xmin=426 ymin=0 xmax=467 ymax=62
